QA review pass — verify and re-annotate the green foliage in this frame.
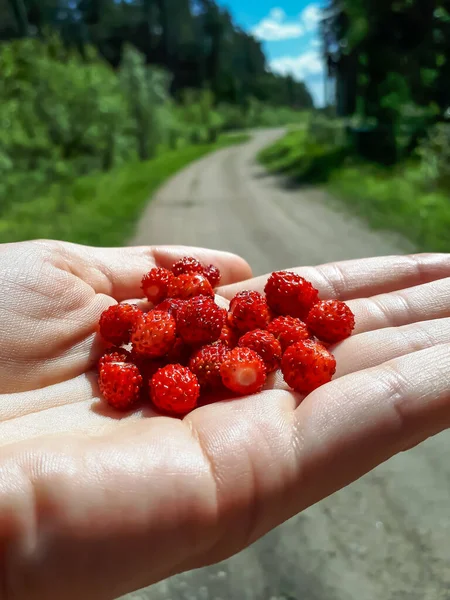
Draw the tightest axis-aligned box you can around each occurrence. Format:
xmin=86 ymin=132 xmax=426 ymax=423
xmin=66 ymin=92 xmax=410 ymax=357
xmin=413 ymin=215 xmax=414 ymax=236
xmin=416 ymin=122 xmax=450 ymax=189
xmin=330 ymin=165 xmax=450 ymax=252
xmin=259 ymin=123 xmax=349 ymax=183
xmin=259 ymin=127 xmax=450 ymax=253
xmin=0 ymin=35 xmax=301 ymax=220
xmin=0 ymin=134 xmax=248 ymax=246
xmin=176 ymin=89 xmax=224 ymax=144
xmin=2 ymin=0 xmax=314 ymax=112
xmin=0 ymin=34 xmax=134 ymax=203
xmin=119 ymin=45 xmax=171 ymax=160
xmin=323 ymin=0 xmax=450 ymax=161
xmin=0 ymin=32 xmax=309 ymax=246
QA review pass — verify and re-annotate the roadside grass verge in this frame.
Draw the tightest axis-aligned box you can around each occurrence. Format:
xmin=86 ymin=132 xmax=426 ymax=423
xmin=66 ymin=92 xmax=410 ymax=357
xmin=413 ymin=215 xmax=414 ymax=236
xmin=0 ymin=133 xmax=248 ymax=247
xmin=258 ymin=130 xmax=450 ymax=253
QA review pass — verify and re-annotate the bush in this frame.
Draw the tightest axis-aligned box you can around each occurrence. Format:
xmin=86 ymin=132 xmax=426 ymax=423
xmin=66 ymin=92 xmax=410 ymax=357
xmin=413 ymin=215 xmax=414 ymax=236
xmin=416 ymin=122 xmax=450 ymax=189
xmin=306 ymin=113 xmax=347 ymax=147
xmin=258 ymin=127 xmax=349 ymax=183
xmin=0 ymin=36 xmax=133 ymax=183
xmin=119 ymin=45 xmax=172 ymax=160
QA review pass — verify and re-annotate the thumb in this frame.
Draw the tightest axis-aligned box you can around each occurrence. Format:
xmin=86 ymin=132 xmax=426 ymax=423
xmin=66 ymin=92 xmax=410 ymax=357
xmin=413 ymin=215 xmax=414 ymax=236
xmin=51 ymin=241 xmax=252 ymax=301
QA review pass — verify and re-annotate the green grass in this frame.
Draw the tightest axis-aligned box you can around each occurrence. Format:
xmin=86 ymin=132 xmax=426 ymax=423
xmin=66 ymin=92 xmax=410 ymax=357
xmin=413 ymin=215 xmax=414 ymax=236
xmin=330 ymin=165 xmax=450 ymax=253
xmin=259 ymin=129 xmax=450 ymax=253
xmin=0 ymin=133 xmax=248 ymax=247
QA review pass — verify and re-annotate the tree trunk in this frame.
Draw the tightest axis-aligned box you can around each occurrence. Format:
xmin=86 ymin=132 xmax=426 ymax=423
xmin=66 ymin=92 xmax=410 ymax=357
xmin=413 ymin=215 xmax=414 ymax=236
xmin=8 ymin=0 xmax=29 ymax=36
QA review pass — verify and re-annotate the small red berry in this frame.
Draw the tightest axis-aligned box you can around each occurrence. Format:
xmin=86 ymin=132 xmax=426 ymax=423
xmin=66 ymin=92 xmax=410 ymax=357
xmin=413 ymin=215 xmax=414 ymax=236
xmin=133 ymin=358 xmax=168 ymax=397
xmin=165 ymin=337 xmax=193 ymax=365
xmin=307 ymin=300 xmax=355 ymax=344
xmin=99 ymin=362 xmax=143 ymax=410
xmin=168 ymin=273 xmax=214 ymax=300
xmin=189 ymin=344 xmax=230 ymax=390
xmin=172 ymin=256 xmax=204 ymax=277
xmin=172 ymin=257 xmax=221 ymax=288
xmin=219 ymin=323 xmax=239 ymax=348
xmin=141 ymin=268 xmax=174 ymax=304
xmin=131 ymin=311 xmax=176 ymax=358
xmin=203 ymin=264 xmax=221 ymax=288
xmin=176 ymin=297 xmax=225 ymax=345
xmin=228 ymin=291 xmax=271 ymax=333
xmin=220 ymin=347 xmax=267 ymax=395
xmin=150 ymin=364 xmax=200 ymax=415
xmin=99 ymin=303 xmax=142 ymax=345
xmin=238 ymin=330 xmax=282 ymax=373
xmin=281 ymin=340 xmax=336 ymax=395
xmin=154 ymin=298 xmax=186 ymax=319
xmin=98 ymin=347 xmax=131 ymax=372
xmin=267 ymin=316 xmax=311 ymax=352
xmin=265 ymin=271 xmax=319 ymax=320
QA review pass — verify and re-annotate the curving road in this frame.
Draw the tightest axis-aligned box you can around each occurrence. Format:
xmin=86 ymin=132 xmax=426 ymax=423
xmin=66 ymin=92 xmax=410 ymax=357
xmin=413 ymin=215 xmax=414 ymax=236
xmin=127 ymin=131 xmax=450 ymax=600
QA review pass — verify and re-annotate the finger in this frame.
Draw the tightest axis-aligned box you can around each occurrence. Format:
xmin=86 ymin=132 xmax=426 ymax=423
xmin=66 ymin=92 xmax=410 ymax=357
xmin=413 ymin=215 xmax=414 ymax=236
xmin=349 ymin=277 xmax=450 ymax=334
xmin=45 ymin=241 xmax=252 ymax=300
xmin=186 ymin=344 xmax=450 ymax=565
xmin=218 ymin=253 xmax=450 ymax=301
xmin=290 ymin=344 xmax=450 ymax=518
xmin=333 ymin=318 xmax=450 ymax=377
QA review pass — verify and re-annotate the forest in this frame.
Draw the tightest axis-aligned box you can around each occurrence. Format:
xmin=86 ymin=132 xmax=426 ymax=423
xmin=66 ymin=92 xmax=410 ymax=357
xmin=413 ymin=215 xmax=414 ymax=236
xmin=261 ymin=0 xmax=450 ymax=253
xmin=0 ymin=0 xmax=312 ymax=244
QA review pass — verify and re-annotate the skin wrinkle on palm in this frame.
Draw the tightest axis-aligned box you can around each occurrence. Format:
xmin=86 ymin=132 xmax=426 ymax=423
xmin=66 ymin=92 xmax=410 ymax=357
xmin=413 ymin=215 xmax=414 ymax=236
xmin=0 ymin=242 xmax=450 ymax=600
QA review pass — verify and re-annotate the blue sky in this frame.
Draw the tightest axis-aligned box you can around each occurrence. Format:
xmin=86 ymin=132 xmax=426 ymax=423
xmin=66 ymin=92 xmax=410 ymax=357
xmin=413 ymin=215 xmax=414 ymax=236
xmin=216 ymin=1 xmax=325 ymax=105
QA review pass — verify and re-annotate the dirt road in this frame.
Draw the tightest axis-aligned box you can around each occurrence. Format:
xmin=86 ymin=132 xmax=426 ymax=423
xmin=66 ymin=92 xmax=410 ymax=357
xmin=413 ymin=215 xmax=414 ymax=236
xmin=127 ymin=131 xmax=450 ymax=600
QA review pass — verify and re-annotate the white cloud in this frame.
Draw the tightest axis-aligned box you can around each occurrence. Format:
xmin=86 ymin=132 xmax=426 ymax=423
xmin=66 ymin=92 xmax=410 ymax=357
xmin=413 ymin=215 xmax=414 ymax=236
xmin=270 ymin=50 xmax=324 ymax=79
xmin=301 ymin=4 xmax=322 ymax=32
xmin=311 ymin=37 xmax=322 ymax=49
xmin=252 ymin=10 xmax=304 ymax=41
xmin=252 ymin=4 xmax=323 ymax=42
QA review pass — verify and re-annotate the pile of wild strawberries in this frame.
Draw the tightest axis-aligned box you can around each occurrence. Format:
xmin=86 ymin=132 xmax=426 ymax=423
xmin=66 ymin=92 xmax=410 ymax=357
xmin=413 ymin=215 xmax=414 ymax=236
xmin=97 ymin=257 xmax=355 ymax=415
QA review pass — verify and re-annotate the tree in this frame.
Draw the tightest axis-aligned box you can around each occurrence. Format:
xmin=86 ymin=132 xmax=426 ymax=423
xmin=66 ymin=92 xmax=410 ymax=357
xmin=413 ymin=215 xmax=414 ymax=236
xmin=1 ymin=0 xmax=315 ymax=111
xmin=7 ymin=0 xmax=29 ymax=36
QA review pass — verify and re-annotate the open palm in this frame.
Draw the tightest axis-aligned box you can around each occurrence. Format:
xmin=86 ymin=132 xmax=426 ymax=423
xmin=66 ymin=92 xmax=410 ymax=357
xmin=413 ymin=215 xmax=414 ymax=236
xmin=1 ymin=241 xmax=450 ymax=600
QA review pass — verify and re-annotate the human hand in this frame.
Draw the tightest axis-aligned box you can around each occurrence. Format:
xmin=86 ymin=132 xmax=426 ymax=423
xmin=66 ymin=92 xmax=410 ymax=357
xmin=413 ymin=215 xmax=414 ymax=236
xmin=1 ymin=245 xmax=450 ymax=600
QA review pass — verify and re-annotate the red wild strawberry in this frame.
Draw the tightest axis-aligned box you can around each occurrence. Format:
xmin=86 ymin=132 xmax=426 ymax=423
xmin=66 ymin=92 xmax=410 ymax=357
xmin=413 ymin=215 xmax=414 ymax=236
xmin=141 ymin=267 xmax=174 ymax=304
xmin=228 ymin=290 xmax=271 ymax=333
xmin=307 ymin=300 xmax=355 ymax=344
xmin=131 ymin=310 xmax=176 ymax=358
xmin=98 ymin=347 xmax=131 ymax=372
xmin=99 ymin=362 xmax=143 ymax=410
xmin=220 ymin=347 xmax=267 ymax=395
xmin=165 ymin=337 xmax=192 ymax=366
xmin=189 ymin=344 xmax=230 ymax=390
xmin=99 ymin=303 xmax=142 ymax=345
xmin=265 ymin=271 xmax=319 ymax=320
xmin=176 ymin=296 xmax=225 ymax=345
xmin=281 ymin=340 xmax=336 ymax=395
xmin=238 ymin=330 xmax=282 ymax=373
xmin=267 ymin=315 xmax=311 ymax=352
xmin=172 ymin=256 xmax=205 ymax=277
xmin=133 ymin=357 xmax=168 ymax=394
xmin=168 ymin=273 xmax=214 ymax=300
xmin=154 ymin=298 xmax=186 ymax=319
xmin=219 ymin=323 xmax=239 ymax=348
xmin=203 ymin=264 xmax=221 ymax=288
xmin=172 ymin=257 xmax=221 ymax=288
xmin=150 ymin=364 xmax=200 ymax=415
